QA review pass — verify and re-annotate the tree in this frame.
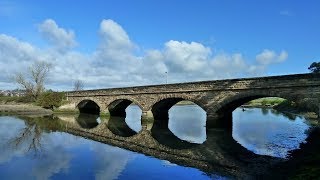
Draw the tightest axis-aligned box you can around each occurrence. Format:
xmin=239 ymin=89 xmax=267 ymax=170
xmin=36 ymin=91 xmax=65 ymax=110
xmin=14 ymin=61 xmax=52 ymax=100
xmin=73 ymin=80 xmax=84 ymax=91
xmin=308 ymin=62 xmax=320 ymax=73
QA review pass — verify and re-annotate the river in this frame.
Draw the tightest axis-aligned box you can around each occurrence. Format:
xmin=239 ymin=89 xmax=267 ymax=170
xmin=0 ymin=105 xmax=313 ymax=179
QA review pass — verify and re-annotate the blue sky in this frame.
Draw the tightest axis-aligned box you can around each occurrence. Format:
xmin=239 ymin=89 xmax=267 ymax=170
xmin=0 ymin=0 xmax=319 ymax=90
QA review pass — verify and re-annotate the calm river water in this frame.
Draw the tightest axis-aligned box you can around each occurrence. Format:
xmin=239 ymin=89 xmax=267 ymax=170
xmin=0 ymin=105 xmax=311 ymax=179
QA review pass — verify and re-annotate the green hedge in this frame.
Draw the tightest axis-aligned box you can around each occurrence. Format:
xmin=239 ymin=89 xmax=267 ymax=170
xmin=36 ymin=92 xmax=65 ymax=110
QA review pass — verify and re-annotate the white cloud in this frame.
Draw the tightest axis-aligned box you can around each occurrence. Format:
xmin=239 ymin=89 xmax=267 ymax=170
xmin=256 ymin=49 xmax=288 ymax=65
xmin=38 ymin=19 xmax=77 ymax=51
xmin=0 ymin=19 xmax=288 ymax=90
xmin=99 ymin=19 xmax=134 ymax=51
xmin=0 ymin=34 xmax=45 ymax=88
xmin=164 ymin=40 xmax=210 ymax=72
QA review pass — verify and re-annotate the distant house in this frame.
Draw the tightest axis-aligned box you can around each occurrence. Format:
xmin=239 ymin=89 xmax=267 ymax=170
xmin=0 ymin=89 xmax=26 ymax=97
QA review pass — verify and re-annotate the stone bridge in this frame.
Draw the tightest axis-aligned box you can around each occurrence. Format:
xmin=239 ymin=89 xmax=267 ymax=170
xmin=66 ymin=73 xmax=320 ymax=129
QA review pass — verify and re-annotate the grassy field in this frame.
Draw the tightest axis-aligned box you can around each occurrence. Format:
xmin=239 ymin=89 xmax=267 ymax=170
xmin=0 ymin=95 xmax=34 ymax=104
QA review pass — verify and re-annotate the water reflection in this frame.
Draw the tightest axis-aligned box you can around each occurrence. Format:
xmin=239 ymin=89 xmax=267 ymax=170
xmin=125 ymin=105 xmax=142 ymax=133
xmin=233 ymin=108 xmax=309 ymax=158
xmin=0 ymin=105 xmax=314 ymax=179
xmin=73 ymin=105 xmax=310 ymax=158
xmin=76 ymin=113 xmax=100 ymax=129
xmin=169 ymin=104 xmax=206 ymax=144
xmin=108 ymin=116 xmax=137 ymax=137
xmin=151 ymin=123 xmax=199 ymax=149
xmin=0 ymin=116 xmax=216 ymax=179
xmin=106 ymin=105 xmax=142 ymax=137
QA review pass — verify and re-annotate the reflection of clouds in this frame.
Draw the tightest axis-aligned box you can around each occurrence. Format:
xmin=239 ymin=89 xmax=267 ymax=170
xmin=169 ymin=105 xmax=206 ymax=143
xmin=0 ymin=117 xmax=81 ymax=179
xmin=0 ymin=116 xmax=135 ymax=179
xmin=232 ymin=108 xmax=309 ymax=158
xmin=161 ymin=160 xmax=177 ymax=167
xmin=0 ymin=117 xmax=28 ymax=163
xmin=0 ymin=115 xmax=216 ymax=179
xmin=90 ymin=143 xmax=135 ymax=180
xmin=31 ymin=136 xmax=72 ymax=180
xmin=31 ymin=132 xmax=135 ymax=180
xmin=125 ymin=105 xmax=142 ymax=132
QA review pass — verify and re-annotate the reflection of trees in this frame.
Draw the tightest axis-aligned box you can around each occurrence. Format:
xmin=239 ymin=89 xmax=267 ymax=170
xmin=281 ymin=112 xmax=297 ymax=121
xmin=270 ymin=109 xmax=281 ymax=116
xmin=8 ymin=116 xmax=65 ymax=156
xmin=9 ymin=122 xmax=43 ymax=155
xmin=268 ymin=108 xmax=298 ymax=121
xmin=261 ymin=108 xmax=269 ymax=115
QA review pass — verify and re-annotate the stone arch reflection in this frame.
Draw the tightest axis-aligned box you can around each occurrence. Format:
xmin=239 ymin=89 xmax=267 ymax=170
xmin=150 ymin=98 xmax=207 ymax=148
xmin=76 ymin=113 xmax=101 ymax=129
xmin=107 ymin=99 xmax=142 ymax=136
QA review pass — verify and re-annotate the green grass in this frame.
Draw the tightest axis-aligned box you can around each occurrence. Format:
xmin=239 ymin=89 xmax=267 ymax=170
xmin=0 ymin=96 xmax=20 ymax=102
xmin=176 ymin=100 xmax=196 ymax=105
xmin=0 ymin=95 xmax=35 ymax=104
xmin=246 ymin=97 xmax=286 ymax=107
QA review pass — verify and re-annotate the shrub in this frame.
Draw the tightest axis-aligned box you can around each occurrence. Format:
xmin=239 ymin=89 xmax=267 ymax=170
xmin=36 ymin=92 xmax=65 ymax=110
xmin=16 ymin=95 xmax=35 ymax=103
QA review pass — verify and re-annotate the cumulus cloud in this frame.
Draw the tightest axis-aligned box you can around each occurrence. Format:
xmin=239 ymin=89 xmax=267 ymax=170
xmin=99 ymin=19 xmax=134 ymax=51
xmin=256 ymin=49 xmax=288 ymax=65
xmin=38 ymin=19 xmax=77 ymax=51
xmin=0 ymin=19 xmax=288 ymax=90
xmin=164 ymin=40 xmax=210 ymax=72
xmin=0 ymin=34 xmax=45 ymax=85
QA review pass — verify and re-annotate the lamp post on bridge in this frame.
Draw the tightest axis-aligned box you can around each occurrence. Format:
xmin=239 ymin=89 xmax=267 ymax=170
xmin=165 ymin=71 xmax=168 ymax=84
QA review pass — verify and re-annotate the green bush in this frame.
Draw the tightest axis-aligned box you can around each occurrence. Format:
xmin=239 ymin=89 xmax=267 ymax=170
xmin=16 ymin=95 xmax=35 ymax=103
xmin=36 ymin=92 xmax=65 ymax=110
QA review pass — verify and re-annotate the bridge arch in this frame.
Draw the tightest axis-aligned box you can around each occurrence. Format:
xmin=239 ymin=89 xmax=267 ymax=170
xmin=208 ymin=91 xmax=300 ymax=129
xmin=148 ymin=95 xmax=207 ymax=147
xmin=150 ymin=95 xmax=207 ymax=129
xmin=107 ymin=97 xmax=143 ymax=117
xmin=148 ymin=94 xmax=207 ymax=112
xmin=76 ymin=99 xmax=101 ymax=115
xmin=214 ymin=91 xmax=296 ymax=113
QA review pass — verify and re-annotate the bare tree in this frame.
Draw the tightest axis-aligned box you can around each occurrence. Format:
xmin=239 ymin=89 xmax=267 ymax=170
xmin=15 ymin=61 xmax=52 ymax=99
xmin=73 ymin=79 xmax=84 ymax=91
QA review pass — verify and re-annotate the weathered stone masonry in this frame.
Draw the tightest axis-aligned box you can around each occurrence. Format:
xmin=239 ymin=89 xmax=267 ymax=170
xmin=66 ymin=73 xmax=320 ymax=129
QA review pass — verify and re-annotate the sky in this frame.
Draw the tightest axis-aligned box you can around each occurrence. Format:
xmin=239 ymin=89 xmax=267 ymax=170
xmin=0 ymin=0 xmax=319 ymax=90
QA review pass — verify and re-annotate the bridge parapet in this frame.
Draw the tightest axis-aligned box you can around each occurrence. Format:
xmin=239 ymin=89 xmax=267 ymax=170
xmin=66 ymin=73 xmax=320 ymax=97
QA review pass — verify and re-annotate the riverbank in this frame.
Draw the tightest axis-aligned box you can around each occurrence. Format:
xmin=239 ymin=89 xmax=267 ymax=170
xmin=274 ymin=100 xmax=319 ymax=120
xmin=0 ymin=104 xmax=52 ymax=115
xmin=243 ymin=97 xmax=319 ymax=120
